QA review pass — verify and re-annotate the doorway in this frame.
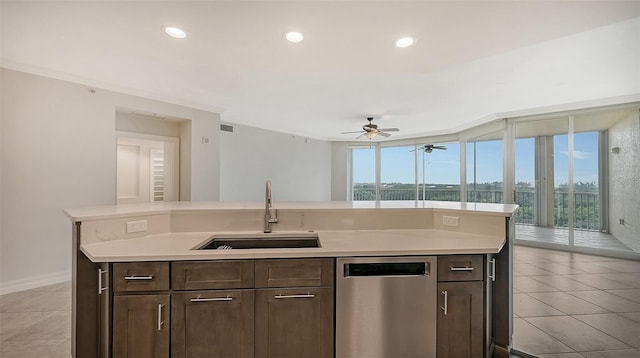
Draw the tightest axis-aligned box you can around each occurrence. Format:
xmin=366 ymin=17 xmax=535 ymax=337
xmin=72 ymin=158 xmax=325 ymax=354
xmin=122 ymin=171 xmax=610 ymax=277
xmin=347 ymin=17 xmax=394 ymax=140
xmin=116 ymin=133 xmax=179 ymax=204
xmin=511 ymin=109 xmax=639 ymax=257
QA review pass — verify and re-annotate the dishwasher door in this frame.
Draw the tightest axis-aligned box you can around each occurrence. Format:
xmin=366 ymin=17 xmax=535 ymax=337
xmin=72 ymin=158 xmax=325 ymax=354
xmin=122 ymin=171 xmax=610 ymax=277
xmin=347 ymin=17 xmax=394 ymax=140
xmin=336 ymin=256 xmax=437 ymax=358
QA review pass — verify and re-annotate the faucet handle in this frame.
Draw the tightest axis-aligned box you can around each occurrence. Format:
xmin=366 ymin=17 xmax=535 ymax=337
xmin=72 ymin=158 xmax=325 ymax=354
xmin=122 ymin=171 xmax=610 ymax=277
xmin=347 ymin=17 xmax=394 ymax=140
xmin=269 ymin=209 xmax=279 ymax=223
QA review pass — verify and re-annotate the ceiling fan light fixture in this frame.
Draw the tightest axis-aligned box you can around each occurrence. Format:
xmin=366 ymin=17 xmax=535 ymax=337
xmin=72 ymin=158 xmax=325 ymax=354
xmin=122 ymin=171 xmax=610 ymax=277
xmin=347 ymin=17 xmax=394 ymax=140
xmin=365 ymin=131 xmax=378 ymax=139
xmin=284 ymin=31 xmax=304 ymax=43
xmin=395 ymin=36 xmax=415 ymax=48
xmin=163 ymin=26 xmax=187 ymax=39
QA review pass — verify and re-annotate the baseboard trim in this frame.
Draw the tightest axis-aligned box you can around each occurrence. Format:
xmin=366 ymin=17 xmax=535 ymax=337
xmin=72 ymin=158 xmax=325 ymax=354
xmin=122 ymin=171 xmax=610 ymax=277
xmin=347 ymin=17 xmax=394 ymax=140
xmin=0 ymin=270 xmax=71 ymax=295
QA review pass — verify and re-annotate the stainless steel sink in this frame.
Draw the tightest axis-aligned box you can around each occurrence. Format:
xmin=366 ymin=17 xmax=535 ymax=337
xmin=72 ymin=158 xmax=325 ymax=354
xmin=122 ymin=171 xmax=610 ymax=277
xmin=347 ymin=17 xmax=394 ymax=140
xmin=195 ymin=232 xmax=320 ymax=250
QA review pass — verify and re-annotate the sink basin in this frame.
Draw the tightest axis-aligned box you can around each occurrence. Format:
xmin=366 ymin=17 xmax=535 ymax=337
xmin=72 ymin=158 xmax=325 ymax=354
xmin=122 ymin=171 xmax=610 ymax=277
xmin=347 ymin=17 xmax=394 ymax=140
xmin=195 ymin=232 xmax=320 ymax=250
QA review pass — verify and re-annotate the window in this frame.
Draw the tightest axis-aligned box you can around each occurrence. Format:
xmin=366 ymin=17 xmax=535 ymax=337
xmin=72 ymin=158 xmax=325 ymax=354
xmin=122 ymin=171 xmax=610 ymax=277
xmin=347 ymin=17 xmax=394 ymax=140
xmin=467 ymin=140 xmax=504 ymax=203
xmin=418 ymin=142 xmax=460 ymax=201
xmin=380 ymin=146 xmax=416 ymax=200
xmin=351 ymin=147 xmax=376 ymax=200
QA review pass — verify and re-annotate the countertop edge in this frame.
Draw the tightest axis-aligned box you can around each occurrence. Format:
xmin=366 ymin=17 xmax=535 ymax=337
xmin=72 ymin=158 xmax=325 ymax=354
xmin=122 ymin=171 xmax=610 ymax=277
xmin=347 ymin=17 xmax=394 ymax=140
xmin=79 ymin=229 xmax=507 ymax=263
xmin=65 ymin=201 xmax=519 ymax=222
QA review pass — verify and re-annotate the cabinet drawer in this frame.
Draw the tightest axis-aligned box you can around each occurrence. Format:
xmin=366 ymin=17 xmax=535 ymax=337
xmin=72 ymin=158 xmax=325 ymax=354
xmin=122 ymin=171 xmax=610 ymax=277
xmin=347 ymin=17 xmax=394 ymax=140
xmin=437 ymin=255 xmax=484 ymax=282
xmin=172 ymin=260 xmax=254 ymax=290
xmin=255 ymin=258 xmax=334 ymax=288
xmin=112 ymin=262 xmax=170 ymax=292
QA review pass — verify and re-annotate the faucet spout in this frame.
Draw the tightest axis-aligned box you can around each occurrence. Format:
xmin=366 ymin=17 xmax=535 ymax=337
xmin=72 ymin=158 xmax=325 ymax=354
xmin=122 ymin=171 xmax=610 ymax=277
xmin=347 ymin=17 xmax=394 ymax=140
xmin=264 ymin=180 xmax=278 ymax=233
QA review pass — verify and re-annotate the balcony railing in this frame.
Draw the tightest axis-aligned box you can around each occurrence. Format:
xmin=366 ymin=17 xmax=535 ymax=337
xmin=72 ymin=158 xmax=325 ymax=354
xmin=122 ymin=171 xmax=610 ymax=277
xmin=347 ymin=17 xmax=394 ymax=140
xmin=353 ymin=187 xmax=600 ymax=231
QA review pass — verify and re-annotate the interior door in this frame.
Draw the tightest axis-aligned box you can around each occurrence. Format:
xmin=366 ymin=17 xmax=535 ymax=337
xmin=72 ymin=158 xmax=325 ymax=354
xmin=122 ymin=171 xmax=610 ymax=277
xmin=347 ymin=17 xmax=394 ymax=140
xmin=116 ymin=134 xmax=178 ymax=204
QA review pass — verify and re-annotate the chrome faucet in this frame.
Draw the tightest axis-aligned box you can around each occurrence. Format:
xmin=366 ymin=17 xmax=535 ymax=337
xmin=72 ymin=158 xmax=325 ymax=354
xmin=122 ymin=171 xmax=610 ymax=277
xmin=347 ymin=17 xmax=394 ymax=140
xmin=264 ymin=180 xmax=278 ymax=233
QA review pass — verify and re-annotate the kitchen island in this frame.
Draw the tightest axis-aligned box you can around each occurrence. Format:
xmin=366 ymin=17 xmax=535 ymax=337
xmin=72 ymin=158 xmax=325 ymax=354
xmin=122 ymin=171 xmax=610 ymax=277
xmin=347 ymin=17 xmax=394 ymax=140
xmin=65 ymin=200 xmax=518 ymax=358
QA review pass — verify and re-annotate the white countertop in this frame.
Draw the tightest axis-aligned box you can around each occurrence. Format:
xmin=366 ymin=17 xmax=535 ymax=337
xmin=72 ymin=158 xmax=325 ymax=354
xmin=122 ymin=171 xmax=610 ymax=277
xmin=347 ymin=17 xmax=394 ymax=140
xmin=80 ymin=229 xmax=506 ymax=262
xmin=65 ymin=200 xmax=518 ymax=222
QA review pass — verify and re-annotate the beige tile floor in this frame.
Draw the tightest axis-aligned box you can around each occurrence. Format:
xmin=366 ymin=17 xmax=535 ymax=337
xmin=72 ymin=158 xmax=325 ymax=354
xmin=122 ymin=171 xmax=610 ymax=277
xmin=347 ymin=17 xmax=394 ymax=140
xmin=513 ymin=245 xmax=640 ymax=358
xmin=0 ymin=281 xmax=71 ymax=357
xmin=1 ymin=246 xmax=638 ymax=358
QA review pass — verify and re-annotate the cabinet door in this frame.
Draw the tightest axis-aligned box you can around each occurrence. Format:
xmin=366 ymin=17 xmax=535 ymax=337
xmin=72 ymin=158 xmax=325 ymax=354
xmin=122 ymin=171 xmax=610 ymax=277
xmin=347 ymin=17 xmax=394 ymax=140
xmin=113 ymin=294 xmax=169 ymax=358
xmin=255 ymin=287 xmax=334 ymax=358
xmin=172 ymin=290 xmax=254 ymax=358
xmin=437 ymin=281 xmax=484 ymax=358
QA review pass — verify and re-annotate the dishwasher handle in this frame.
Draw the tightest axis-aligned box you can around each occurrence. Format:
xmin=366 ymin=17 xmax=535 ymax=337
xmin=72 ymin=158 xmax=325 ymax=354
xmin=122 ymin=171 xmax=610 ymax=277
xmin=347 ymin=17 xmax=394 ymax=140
xmin=344 ymin=262 xmax=429 ymax=277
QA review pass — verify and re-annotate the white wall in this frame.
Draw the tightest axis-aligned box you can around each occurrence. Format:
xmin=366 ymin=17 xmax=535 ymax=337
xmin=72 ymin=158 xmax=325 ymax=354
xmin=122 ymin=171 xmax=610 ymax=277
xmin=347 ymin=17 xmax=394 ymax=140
xmin=0 ymin=69 xmax=220 ymax=293
xmin=219 ymin=123 xmax=332 ymax=201
xmin=608 ymin=110 xmax=640 ymax=252
xmin=116 ymin=112 xmax=183 ymax=137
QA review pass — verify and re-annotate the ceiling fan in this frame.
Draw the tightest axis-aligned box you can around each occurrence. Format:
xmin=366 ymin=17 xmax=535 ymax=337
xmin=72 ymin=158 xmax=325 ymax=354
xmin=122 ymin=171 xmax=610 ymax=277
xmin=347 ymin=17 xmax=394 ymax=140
xmin=413 ymin=144 xmax=447 ymax=153
xmin=342 ymin=117 xmax=399 ymax=139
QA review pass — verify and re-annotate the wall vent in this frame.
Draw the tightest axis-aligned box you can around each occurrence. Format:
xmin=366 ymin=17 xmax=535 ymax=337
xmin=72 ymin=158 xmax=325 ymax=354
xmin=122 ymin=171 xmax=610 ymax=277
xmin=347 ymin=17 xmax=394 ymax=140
xmin=220 ymin=124 xmax=234 ymax=132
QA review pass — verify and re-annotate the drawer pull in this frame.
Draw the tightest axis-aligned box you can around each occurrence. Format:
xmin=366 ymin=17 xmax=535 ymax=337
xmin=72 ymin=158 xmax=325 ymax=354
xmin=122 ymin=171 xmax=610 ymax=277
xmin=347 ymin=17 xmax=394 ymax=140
xmin=274 ymin=293 xmax=315 ymax=299
xmin=98 ymin=268 xmax=108 ymax=295
xmin=157 ymin=304 xmax=164 ymax=331
xmin=441 ymin=290 xmax=448 ymax=316
xmin=124 ymin=275 xmax=154 ymax=281
xmin=449 ymin=266 xmax=474 ymax=272
xmin=489 ymin=258 xmax=496 ymax=282
xmin=190 ymin=296 xmax=234 ymax=302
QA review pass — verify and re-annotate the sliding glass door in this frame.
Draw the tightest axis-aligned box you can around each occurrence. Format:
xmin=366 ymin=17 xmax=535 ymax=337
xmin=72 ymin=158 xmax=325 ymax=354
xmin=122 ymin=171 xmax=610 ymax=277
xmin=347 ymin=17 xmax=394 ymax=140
xmin=511 ymin=110 xmax=638 ymax=256
xmin=515 ymin=117 xmax=571 ymax=246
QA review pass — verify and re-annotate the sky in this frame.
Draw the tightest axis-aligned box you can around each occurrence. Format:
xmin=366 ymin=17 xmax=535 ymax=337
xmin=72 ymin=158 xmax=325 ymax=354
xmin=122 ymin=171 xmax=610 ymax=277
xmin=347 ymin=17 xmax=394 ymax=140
xmin=353 ymin=132 xmax=599 ymax=186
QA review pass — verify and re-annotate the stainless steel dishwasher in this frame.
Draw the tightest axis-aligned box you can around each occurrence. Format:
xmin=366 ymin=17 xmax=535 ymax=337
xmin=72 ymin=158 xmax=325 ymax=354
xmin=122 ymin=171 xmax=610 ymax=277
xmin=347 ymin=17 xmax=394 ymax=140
xmin=336 ymin=256 xmax=437 ymax=358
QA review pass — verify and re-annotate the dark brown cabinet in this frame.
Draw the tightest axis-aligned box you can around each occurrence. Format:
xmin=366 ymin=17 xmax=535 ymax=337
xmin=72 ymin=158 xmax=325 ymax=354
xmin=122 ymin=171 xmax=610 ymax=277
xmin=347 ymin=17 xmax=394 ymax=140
xmin=98 ymin=263 xmax=110 ymax=358
xmin=112 ymin=294 xmax=170 ymax=358
xmin=111 ymin=262 xmax=171 ymax=358
xmin=169 ymin=258 xmax=334 ymax=358
xmin=171 ymin=260 xmax=255 ymax=357
xmin=90 ymin=254 xmax=497 ymax=358
xmin=437 ymin=254 xmax=486 ymax=358
xmin=255 ymin=287 xmax=334 ymax=358
xmin=254 ymin=258 xmax=334 ymax=358
xmin=172 ymin=290 xmax=254 ymax=358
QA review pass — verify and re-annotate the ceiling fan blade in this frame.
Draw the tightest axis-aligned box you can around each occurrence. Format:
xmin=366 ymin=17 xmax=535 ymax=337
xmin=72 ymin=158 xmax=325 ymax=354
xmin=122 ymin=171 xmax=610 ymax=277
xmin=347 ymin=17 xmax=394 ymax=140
xmin=341 ymin=130 xmax=365 ymax=134
xmin=378 ymin=132 xmax=392 ymax=137
xmin=378 ymin=128 xmax=399 ymax=132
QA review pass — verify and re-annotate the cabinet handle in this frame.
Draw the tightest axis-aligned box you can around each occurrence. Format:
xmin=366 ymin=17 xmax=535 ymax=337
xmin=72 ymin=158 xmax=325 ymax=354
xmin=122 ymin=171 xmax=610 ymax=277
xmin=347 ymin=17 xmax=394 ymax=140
xmin=441 ymin=290 xmax=448 ymax=316
xmin=190 ymin=296 xmax=234 ymax=302
xmin=124 ymin=275 xmax=154 ymax=280
xmin=449 ymin=266 xmax=474 ymax=272
xmin=157 ymin=304 xmax=163 ymax=331
xmin=274 ymin=294 xmax=315 ymax=299
xmin=97 ymin=268 xmax=108 ymax=295
xmin=489 ymin=258 xmax=496 ymax=282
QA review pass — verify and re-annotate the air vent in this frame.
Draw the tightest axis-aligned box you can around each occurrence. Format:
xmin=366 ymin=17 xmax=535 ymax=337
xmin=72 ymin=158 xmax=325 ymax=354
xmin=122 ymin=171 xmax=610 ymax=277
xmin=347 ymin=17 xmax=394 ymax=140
xmin=220 ymin=124 xmax=234 ymax=132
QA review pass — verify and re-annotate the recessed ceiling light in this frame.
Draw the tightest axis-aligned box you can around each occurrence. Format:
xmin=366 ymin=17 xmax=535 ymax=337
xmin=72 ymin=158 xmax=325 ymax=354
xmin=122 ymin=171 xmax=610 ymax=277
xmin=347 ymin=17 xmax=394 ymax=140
xmin=284 ymin=31 xmax=304 ymax=43
xmin=395 ymin=37 xmax=415 ymax=48
xmin=163 ymin=26 xmax=187 ymax=39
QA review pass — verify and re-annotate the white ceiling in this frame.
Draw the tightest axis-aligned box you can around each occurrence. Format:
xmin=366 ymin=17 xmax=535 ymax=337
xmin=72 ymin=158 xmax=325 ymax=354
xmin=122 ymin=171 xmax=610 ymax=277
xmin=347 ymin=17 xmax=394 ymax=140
xmin=2 ymin=1 xmax=640 ymax=141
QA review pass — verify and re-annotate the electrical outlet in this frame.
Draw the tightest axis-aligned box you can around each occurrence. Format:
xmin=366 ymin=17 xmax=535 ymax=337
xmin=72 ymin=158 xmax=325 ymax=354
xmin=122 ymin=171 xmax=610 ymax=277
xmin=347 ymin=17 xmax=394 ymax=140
xmin=619 ymin=218 xmax=625 ymax=225
xmin=443 ymin=216 xmax=459 ymax=227
xmin=126 ymin=220 xmax=147 ymax=233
